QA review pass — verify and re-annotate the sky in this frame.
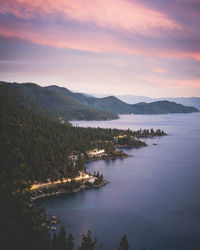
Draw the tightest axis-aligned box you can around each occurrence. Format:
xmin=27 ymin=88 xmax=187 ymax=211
xmin=0 ymin=0 xmax=200 ymax=97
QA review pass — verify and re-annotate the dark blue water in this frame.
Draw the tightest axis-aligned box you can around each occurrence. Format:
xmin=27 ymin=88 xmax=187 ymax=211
xmin=37 ymin=114 xmax=200 ymax=250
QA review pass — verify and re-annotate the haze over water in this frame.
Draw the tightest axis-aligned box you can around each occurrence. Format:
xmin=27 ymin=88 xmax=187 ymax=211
xmin=38 ymin=113 xmax=200 ymax=250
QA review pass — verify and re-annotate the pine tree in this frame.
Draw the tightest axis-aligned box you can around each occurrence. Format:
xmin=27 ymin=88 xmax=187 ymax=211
xmin=118 ymin=234 xmax=129 ymax=250
xmin=78 ymin=230 xmax=102 ymax=250
xmin=52 ymin=233 xmax=57 ymax=250
xmin=66 ymin=233 xmax=74 ymax=250
xmin=55 ymin=226 xmax=67 ymax=250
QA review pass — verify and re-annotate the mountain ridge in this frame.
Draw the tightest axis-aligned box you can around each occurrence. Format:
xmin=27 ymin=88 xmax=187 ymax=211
xmin=131 ymin=100 xmax=198 ymax=114
xmin=115 ymin=95 xmax=200 ymax=110
xmin=46 ymin=85 xmax=134 ymax=114
xmin=46 ymin=84 xmax=199 ymax=114
xmin=1 ymin=81 xmax=199 ymax=118
xmin=1 ymin=81 xmax=118 ymax=121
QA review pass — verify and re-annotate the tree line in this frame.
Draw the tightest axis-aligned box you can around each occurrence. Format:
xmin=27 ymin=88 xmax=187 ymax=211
xmin=51 ymin=226 xmax=134 ymax=250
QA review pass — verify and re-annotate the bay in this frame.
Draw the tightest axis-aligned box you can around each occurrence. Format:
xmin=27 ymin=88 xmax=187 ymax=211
xmin=37 ymin=113 xmax=200 ymax=250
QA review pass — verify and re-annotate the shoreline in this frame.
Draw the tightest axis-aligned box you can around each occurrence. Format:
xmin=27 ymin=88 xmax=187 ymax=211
xmin=31 ymin=179 xmax=108 ymax=201
xmin=85 ymin=153 xmax=129 ymax=162
xmin=30 ymin=172 xmax=91 ymax=191
xmin=30 ymin=144 xmax=147 ymax=201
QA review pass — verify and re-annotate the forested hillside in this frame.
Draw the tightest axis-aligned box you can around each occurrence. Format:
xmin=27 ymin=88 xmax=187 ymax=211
xmin=46 ymin=84 xmax=199 ymax=114
xmin=2 ymin=82 xmax=198 ymax=117
xmin=46 ymin=85 xmax=133 ymax=114
xmin=0 ymin=83 xmax=140 ymax=182
xmin=2 ymin=81 xmax=118 ymax=121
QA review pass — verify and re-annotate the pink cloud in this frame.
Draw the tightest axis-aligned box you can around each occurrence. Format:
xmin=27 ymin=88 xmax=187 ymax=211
xmin=0 ymin=0 xmax=199 ymax=61
xmin=162 ymin=78 xmax=200 ymax=88
xmin=181 ymin=0 xmax=200 ymax=3
xmin=138 ymin=75 xmax=200 ymax=88
xmin=129 ymin=76 xmax=200 ymax=93
xmin=0 ymin=25 xmax=135 ymax=54
xmin=0 ymin=0 xmax=181 ymax=36
xmin=1 ymin=22 xmax=200 ymax=62
xmin=151 ymin=67 xmax=167 ymax=74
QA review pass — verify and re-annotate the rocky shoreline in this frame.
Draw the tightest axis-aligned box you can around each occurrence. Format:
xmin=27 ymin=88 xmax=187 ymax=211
xmin=31 ymin=141 xmax=151 ymax=202
xmin=31 ymin=178 xmax=108 ymax=202
xmin=31 ymin=147 xmax=137 ymax=201
xmin=86 ymin=153 xmax=129 ymax=163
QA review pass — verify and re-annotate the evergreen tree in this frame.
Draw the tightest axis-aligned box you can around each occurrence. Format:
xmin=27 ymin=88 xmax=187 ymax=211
xmin=52 ymin=233 xmax=57 ymax=250
xmin=55 ymin=226 xmax=67 ymax=250
xmin=51 ymin=228 xmax=73 ymax=250
xmin=100 ymin=174 xmax=104 ymax=182
xmin=78 ymin=230 xmax=102 ymax=250
xmin=66 ymin=233 xmax=74 ymax=250
xmin=118 ymin=234 xmax=129 ymax=250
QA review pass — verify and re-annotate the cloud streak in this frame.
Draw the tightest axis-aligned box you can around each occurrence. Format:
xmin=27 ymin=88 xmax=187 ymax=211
xmin=1 ymin=22 xmax=199 ymax=61
xmin=0 ymin=0 xmax=199 ymax=96
xmin=0 ymin=0 xmax=181 ymax=34
xmin=0 ymin=0 xmax=199 ymax=60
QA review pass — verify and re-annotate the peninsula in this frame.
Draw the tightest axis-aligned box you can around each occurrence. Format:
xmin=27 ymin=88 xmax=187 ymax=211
xmin=29 ymin=128 xmax=167 ymax=200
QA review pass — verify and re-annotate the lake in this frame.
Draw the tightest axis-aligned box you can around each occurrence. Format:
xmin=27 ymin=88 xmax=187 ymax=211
xmin=37 ymin=113 xmax=200 ymax=250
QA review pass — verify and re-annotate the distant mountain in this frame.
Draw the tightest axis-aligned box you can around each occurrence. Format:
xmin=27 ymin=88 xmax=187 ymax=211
xmin=86 ymin=95 xmax=134 ymax=114
xmin=2 ymin=82 xmax=118 ymax=121
xmin=116 ymin=95 xmax=200 ymax=110
xmin=160 ymin=97 xmax=200 ymax=110
xmin=116 ymin=95 xmax=154 ymax=104
xmin=2 ymin=82 xmax=198 ymax=118
xmin=131 ymin=101 xmax=198 ymax=114
xmin=46 ymin=85 xmax=133 ymax=114
xmin=46 ymin=85 xmax=198 ymax=114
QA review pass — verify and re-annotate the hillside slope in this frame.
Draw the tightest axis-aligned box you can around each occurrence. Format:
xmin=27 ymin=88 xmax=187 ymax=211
xmin=46 ymin=85 xmax=199 ymax=114
xmin=46 ymin=86 xmax=133 ymax=114
xmin=0 ymin=82 xmax=58 ymax=121
xmin=0 ymin=84 xmax=122 ymax=181
xmin=2 ymin=82 xmax=198 ymax=116
xmin=3 ymin=82 xmax=118 ymax=121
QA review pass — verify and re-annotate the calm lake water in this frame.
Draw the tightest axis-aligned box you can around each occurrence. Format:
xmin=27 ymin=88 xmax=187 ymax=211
xmin=37 ymin=113 xmax=200 ymax=250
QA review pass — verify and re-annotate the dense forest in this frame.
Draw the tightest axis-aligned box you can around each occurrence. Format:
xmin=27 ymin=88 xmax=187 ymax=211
xmin=1 ymin=81 xmax=118 ymax=121
xmin=0 ymin=82 xmax=164 ymax=250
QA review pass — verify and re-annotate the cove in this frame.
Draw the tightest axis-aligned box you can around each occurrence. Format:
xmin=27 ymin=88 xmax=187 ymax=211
xmin=37 ymin=113 xmax=200 ymax=250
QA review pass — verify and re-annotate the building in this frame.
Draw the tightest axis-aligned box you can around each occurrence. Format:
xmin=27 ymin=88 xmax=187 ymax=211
xmin=69 ymin=154 xmax=78 ymax=161
xmin=114 ymin=134 xmax=127 ymax=142
xmin=87 ymin=149 xmax=105 ymax=157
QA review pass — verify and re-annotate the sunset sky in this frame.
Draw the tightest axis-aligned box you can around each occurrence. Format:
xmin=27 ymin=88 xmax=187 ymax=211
xmin=0 ymin=0 xmax=200 ymax=97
